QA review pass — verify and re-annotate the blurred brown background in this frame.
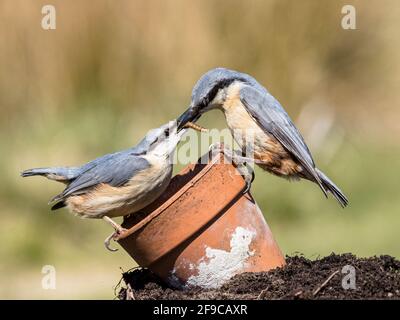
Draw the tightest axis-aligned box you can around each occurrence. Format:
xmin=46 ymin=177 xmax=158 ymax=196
xmin=0 ymin=0 xmax=399 ymax=299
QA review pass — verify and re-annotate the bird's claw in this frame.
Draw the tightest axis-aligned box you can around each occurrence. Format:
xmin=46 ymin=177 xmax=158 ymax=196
xmin=208 ymin=143 xmax=222 ymax=158
xmin=104 ymin=228 xmax=129 ymax=252
xmin=238 ymin=163 xmax=255 ymax=194
xmin=104 ymin=233 xmax=118 ymax=252
xmin=102 ymin=216 xmax=128 ymax=252
xmin=228 ymin=150 xmax=255 ymax=194
xmin=208 ymin=143 xmax=233 ymax=161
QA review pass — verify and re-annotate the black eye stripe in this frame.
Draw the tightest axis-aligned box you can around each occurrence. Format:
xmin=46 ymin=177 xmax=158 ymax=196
xmin=201 ymin=77 xmax=247 ymax=107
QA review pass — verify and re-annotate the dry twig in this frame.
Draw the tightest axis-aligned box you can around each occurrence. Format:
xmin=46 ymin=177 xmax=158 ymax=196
xmin=313 ymin=270 xmax=340 ymax=296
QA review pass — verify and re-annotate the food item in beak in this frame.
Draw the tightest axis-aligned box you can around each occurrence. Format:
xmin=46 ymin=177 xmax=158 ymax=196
xmin=183 ymin=122 xmax=208 ymax=132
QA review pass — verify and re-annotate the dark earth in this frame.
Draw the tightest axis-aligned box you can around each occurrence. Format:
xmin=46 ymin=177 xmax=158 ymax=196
xmin=117 ymin=253 xmax=400 ymax=300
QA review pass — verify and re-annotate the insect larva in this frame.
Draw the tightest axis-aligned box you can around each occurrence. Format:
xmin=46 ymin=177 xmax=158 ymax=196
xmin=184 ymin=122 xmax=208 ymax=132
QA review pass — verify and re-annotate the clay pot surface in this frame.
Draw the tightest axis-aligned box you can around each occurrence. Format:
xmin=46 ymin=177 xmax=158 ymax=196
xmin=118 ymin=151 xmax=285 ymax=289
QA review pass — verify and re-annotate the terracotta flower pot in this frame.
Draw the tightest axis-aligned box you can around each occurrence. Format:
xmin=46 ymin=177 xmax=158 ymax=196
xmin=117 ymin=149 xmax=285 ymax=289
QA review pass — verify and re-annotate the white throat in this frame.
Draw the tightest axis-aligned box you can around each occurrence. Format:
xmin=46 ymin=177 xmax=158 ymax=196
xmin=148 ymin=129 xmax=186 ymax=159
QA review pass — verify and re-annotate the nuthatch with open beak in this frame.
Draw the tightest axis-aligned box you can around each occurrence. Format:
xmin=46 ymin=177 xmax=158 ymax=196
xmin=177 ymin=68 xmax=348 ymax=207
xmin=21 ymin=121 xmax=200 ymax=250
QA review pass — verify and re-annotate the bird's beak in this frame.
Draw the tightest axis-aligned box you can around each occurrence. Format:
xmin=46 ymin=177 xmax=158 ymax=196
xmin=177 ymin=107 xmax=199 ymax=132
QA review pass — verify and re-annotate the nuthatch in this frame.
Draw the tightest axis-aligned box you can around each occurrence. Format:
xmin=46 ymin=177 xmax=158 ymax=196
xmin=177 ymin=68 xmax=348 ymax=207
xmin=21 ymin=121 xmax=199 ymax=250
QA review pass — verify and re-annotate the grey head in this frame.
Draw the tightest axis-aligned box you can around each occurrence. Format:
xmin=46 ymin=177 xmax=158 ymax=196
xmin=133 ymin=121 xmax=186 ymax=157
xmin=177 ymin=67 xmax=265 ymax=130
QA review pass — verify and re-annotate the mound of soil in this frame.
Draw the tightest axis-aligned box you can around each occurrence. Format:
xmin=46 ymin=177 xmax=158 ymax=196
xmin=117 ymin=253 xmax=400 ymax=300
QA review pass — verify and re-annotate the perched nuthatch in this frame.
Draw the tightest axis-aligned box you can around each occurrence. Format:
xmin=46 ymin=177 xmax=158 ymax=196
xmin=177 ymin=67 xmax=348 ymax=207
xmin=21 ymin=121 xmax=197 ymax=250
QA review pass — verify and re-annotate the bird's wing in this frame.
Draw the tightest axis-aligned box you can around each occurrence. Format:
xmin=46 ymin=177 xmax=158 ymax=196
xmin=53 ymin=152 xmax=150 ymax=201
xmin=239 ymin=84 xmax=325 ymax=193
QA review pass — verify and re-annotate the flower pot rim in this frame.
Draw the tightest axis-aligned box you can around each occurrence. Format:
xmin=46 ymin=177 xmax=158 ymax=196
xmin=118 ymin=148 xmax=244 ymax=240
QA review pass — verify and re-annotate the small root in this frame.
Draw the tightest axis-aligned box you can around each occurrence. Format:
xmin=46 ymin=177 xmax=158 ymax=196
xmin=126 ymin=283 xmax=135 ymax=300
xmin=313 ymin=270 xmax=340 ymax=296
xmin=257 ymin=287 xmax=269 ymax=300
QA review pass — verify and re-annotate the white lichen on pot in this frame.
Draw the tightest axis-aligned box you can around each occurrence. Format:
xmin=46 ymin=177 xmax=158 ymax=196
xmin=185 ymin=226 xmax=256 ymax=289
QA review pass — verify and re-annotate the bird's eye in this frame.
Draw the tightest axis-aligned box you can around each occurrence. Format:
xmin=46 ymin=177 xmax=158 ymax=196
xmin=164 ymin=129 xmax=170 ymax=137
xmin=199 ymin=99 xmax=207 ymax=109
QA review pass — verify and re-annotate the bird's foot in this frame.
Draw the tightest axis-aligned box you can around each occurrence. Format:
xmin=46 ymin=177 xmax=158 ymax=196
xmin=208 ymin=143 xmax=255 ymax=194
xmin=235 ymin=161 xmax=255 ymax=194
xmin=208 ymin=142 xmax=225 ymax=159
xmin=104 ymin=228 xmax=129 ymax=252
xmin=103 ymin=216 xmax=128 ymax=252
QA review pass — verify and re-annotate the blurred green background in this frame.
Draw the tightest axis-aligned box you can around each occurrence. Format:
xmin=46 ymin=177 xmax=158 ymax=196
xmin=1 ymin=0 xmax=399 ymax=299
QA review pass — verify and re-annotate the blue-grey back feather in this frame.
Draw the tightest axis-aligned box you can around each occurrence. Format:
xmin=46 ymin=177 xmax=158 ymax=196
xmin=238 ymin=83 xmax=326 ymax=195
xmin=50 ymin=123 xmax=174 ymax=201
xmin=33 ymin=123 xmax=173 ymax=203
xmin=55 ymin=151 xmax=150 ymax=201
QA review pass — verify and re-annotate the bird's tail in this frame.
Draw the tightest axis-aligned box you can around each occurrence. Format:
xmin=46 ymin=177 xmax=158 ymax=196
xmin=21 ymin=167 xmax=79 ymax=182
xmin=315 ymin=168 xmax=348 ymax=208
